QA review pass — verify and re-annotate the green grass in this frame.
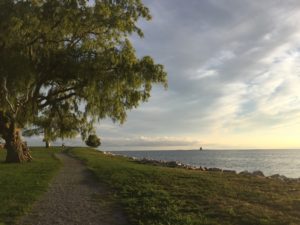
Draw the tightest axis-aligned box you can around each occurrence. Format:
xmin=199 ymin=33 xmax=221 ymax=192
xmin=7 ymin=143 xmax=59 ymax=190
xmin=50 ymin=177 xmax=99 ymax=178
xmin=70 ymin=147 xmax=300 ymax=225
xmin=0 ymin=147 xmax=61 ymax=225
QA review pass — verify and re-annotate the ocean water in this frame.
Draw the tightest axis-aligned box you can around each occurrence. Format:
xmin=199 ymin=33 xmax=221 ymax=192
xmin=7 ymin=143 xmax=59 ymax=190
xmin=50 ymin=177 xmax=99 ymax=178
xmin=113 ymin=150 xmax=300 ymax=178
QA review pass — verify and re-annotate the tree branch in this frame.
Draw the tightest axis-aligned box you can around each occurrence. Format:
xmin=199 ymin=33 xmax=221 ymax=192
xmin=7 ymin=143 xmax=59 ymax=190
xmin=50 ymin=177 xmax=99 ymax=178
xmin=38 ymin=85 xmax=79 ymax=103
xmin=26 ymin=16 xmax=65 ymax=47
xmin=39 ymin=92 xmax=77 ymax=108
xmin=1 ymin=77 xmax=16 ymax=114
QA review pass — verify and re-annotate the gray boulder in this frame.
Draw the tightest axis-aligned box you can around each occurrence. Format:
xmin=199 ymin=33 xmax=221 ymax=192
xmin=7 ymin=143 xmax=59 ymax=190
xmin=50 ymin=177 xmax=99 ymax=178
xmin=207 ymin=167 xmax=222 ymax=172
xmin=252 ymin=170 xmax=265 ymax=177
xmin=239 ymin=170 xmax=252 ymax=176
xmin=223 ymin=169 xmax=236 ymax=174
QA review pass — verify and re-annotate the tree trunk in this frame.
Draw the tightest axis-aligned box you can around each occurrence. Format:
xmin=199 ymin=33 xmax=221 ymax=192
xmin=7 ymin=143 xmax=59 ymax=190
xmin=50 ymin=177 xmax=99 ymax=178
xmin=45 ymin=140 xmax=50 ymax=148
xmin=5 ymin=128 xmax=30 ymax=163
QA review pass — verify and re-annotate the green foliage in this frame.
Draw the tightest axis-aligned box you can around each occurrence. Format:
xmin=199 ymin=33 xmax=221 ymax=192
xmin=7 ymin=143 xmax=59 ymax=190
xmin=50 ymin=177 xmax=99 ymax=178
xmin=0 ymin=148 xmax=61 ymax=225
xmin=71 ymin=148 xmax=300 ymax=225
xmin=0 ymin=0 xmax=167 ymax=139
xmin=23 ymin=105 xmax=93 ymax=143
xmin=85 ymin=134 xmax=101 ymax=147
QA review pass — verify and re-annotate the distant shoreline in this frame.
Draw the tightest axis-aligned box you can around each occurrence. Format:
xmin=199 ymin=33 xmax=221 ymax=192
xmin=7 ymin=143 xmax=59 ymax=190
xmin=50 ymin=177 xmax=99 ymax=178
xmin=110 ymin=149 xmax=300 ymax=178
xmin=106 ymin=148 xmax=300 ymax=151
xmin=104 ymin=150 xmax=300 ymax=181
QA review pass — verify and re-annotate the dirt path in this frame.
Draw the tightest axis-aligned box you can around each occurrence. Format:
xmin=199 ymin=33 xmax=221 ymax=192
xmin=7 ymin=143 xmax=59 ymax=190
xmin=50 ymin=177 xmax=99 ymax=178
xmin=17 ymin=153 xmax=128 ymax=225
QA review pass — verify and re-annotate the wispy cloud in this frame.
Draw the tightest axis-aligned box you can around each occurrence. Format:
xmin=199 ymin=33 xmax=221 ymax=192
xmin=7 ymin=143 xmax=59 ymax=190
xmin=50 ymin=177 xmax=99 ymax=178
xmin=27 ymin=0 xmax=300 ymax=149
xmin=125 ymin=0 xmax=300 ymax=149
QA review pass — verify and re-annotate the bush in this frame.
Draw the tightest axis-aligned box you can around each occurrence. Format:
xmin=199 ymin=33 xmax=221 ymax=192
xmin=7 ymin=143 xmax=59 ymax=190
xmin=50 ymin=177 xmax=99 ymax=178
xmin=85 ymin=134 xmax=101 ymax=147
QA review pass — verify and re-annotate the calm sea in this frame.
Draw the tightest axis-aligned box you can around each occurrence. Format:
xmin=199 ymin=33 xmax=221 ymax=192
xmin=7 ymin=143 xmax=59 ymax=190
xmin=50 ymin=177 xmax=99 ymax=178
xmin=113 ymin=150 xmax=300 ymax=178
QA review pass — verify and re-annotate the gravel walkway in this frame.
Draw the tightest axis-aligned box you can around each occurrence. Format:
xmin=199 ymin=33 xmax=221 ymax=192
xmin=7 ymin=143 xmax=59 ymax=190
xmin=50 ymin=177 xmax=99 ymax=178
xmin=17 ymin=153 xmax=128 ymax=225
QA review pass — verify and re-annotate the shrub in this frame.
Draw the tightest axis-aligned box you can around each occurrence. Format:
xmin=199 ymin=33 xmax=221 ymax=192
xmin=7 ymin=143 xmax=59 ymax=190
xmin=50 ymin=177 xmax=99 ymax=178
xmin=85 ymin=134 xmax=101 ymax=148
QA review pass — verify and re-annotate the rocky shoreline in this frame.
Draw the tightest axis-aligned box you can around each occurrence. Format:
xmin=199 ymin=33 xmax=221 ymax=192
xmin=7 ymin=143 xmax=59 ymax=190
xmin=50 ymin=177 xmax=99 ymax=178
xmin=103 ymin=151 xmax=300 ymax=183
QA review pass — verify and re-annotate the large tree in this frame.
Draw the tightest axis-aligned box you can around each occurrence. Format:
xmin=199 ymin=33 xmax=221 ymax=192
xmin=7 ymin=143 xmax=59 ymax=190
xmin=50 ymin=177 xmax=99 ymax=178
xmin=0 ymin=0 xmax=167 ymax=163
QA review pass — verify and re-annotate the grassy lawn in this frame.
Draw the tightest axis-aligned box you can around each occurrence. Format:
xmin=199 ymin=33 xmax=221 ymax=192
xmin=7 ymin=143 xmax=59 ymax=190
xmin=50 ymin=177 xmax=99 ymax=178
xmin=0 ymin=147 xmax=61 ymax=225
xmin=70 ymin=147 xmax=300 ymax=225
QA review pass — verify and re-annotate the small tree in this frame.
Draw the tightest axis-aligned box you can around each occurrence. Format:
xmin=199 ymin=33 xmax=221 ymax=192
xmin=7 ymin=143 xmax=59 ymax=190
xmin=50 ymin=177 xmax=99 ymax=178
xmin=85 ymin=134 xmax=101 ymax=148
xmin=23 ymin=103 xmax=93 ymax=148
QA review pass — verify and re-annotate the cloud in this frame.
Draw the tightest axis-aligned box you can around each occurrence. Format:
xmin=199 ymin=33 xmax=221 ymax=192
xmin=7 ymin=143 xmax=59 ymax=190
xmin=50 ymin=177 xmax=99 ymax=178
xmin=103 ymin=136 xmax=200 ymax=148
xmin=26 ymin=0 xmax=300 ymax=149
xmin=124 ymin=0 xmax=300 ymax=148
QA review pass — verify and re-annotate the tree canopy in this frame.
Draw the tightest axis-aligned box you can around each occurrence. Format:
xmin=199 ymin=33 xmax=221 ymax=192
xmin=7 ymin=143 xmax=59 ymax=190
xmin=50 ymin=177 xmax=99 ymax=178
xmin=0 ymin=0 xmax=167 ymax=162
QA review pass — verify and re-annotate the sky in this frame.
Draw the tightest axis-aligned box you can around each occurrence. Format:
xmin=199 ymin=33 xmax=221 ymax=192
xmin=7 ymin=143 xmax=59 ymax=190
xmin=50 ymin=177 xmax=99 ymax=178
xmin=29 ymin=0 xmax=300 ymax=150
